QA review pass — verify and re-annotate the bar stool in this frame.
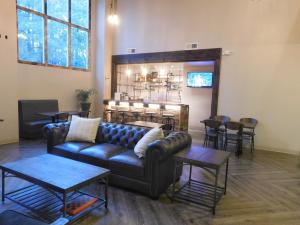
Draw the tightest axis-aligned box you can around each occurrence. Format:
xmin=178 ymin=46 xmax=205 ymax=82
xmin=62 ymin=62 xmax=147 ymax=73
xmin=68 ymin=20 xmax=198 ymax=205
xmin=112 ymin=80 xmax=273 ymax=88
xmin=162 ymin=113 xmax=176 ymax=131
xmin=131 ymin=110 xmax=143 ymax=121
xmin=145 ymin=111 xmax=157 ymax=122
xmin=105 ymin=109 xmax=116 ymax=122
xmin=118 ymin=108 xmax=129 ymax=124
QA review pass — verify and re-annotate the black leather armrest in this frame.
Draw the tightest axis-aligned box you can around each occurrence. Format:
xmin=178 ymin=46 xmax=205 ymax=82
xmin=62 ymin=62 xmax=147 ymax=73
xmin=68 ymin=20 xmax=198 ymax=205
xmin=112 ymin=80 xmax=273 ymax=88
xmin=146 ymin=132 xmax=192 ymax=161
xmin=43 ymin=122 xmax=70 ymax=153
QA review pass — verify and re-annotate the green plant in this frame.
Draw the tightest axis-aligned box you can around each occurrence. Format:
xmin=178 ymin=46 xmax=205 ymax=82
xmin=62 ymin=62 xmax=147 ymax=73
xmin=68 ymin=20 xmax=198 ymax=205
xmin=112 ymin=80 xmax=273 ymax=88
xmin=75 ymin=89 xmax=96 ymax=103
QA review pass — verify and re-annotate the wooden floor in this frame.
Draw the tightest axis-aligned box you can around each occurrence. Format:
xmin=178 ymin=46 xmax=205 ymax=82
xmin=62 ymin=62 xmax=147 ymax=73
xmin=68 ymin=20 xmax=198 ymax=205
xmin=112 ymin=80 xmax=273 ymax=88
xmin=0 ymin=140 xmax=300 ymax=225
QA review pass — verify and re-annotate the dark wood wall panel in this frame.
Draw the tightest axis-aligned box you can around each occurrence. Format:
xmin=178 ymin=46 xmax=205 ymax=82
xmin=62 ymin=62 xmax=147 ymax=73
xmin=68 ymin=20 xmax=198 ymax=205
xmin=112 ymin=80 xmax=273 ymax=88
xmin=111 ymin=48 xmax=222 ymax=117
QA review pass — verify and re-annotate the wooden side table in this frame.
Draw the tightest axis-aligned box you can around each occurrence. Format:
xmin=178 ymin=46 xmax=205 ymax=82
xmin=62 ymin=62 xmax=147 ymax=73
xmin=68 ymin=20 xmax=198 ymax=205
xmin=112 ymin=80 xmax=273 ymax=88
xmin=171 ymin=146 xmax=231 ymax=215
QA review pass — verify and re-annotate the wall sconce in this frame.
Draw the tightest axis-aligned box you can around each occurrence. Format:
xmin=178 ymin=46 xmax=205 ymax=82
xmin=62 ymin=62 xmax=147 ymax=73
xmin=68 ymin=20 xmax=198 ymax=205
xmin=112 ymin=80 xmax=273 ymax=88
xmin=108 ymin=0 xmax=119 ymax=25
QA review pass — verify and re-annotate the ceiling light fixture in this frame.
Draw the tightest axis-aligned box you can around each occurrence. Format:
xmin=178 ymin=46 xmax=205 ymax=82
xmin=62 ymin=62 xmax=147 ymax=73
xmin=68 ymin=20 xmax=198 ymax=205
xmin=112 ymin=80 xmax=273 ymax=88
xmin=108 ymin=0 xmax=119 ymax=25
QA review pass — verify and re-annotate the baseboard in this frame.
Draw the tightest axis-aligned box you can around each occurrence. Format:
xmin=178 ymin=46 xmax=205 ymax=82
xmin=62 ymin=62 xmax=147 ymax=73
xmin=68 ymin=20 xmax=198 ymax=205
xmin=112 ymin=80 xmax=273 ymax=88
xmin=256 ymin=146 xmax=300 ymax=156
xmin=0 ymin=139 xmax=19 ymax=146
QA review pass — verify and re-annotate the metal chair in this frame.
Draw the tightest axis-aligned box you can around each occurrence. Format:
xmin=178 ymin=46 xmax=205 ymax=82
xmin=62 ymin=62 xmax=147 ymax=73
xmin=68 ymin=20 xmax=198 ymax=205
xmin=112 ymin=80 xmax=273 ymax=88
xmin=203 ymin=119 xmax=222 ymax=149
xmin=212 ymin=115 xmax=231 ymax=146
xmin=240 ymin=118 xmax=258 ymax=152
xmin=224 ymin=121 xmax=244 ymax=156
xmin=54 ymin=112 xmax=69 ymax=123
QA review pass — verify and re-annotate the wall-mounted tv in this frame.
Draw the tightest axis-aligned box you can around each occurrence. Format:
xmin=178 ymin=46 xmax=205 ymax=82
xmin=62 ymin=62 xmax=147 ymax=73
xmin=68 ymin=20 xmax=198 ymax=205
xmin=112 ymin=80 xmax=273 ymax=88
xmin=187 ymin=72 xmax=213 ymax=88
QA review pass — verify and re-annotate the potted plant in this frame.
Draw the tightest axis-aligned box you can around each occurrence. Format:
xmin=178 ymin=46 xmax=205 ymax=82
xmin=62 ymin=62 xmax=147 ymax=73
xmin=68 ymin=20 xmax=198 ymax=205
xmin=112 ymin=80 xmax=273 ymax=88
xmin=75 ymin=89 xmax=96 ymax=111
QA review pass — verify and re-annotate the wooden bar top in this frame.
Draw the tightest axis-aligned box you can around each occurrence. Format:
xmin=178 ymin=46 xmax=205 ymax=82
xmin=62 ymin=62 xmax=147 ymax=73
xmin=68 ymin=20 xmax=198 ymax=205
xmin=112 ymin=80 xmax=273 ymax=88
xmin=174 ymin=146 xmax=231 ymax=169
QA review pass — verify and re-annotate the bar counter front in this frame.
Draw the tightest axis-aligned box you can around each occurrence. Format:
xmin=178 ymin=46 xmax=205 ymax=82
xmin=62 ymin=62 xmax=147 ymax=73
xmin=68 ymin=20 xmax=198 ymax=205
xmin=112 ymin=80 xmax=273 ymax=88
xmin=103 ymin=100 xmax=189 ymax=131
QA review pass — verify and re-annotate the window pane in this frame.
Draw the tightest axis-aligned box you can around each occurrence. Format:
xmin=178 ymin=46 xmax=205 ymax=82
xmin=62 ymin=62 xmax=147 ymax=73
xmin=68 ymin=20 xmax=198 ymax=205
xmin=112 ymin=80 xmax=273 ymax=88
xmin=71 ymin=0 xmax=89 ymax=28
xmin=47 ymin=0 xmax=68 ymax=22
xmin=47 ymin=20 xmax=68 ymax=67
xmin=17 ymin=10 xmax=44 ymax=63
xmin=71 ymin=28 xmax=88 ymax=69
xmin=17 ymin=0 xmax=44 ymax=13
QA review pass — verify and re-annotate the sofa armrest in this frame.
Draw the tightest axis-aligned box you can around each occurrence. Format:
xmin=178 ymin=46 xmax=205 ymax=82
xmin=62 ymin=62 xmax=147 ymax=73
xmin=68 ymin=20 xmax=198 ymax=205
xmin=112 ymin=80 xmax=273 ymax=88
xmin=146 ymin=131 xmax=192 ymax=161
xmin=43 ymin=122 xmax=70 ymax=153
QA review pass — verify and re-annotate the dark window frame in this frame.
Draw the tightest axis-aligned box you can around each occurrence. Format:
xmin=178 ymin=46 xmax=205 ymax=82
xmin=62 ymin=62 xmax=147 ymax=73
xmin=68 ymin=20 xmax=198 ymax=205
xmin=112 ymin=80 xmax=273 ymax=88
xmin=16 ymin=0 xmax=91 ymax=71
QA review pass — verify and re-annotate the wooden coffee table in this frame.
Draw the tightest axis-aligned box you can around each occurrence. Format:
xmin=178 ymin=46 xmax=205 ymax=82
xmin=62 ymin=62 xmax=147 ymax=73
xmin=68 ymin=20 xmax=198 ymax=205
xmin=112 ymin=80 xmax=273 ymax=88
xmin=0 ymin=154 xmax=110 ymax=223
xmin=171 ymin=146 xmax=231 ymax=215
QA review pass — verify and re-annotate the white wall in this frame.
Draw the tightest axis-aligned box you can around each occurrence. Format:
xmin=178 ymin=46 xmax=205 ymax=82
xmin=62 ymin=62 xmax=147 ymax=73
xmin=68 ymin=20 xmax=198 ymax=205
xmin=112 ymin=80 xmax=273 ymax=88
xmin=0 ymin=0 xmax=99 ymax=144
xmin=182 ymin=64 xmax=213 ymax=133
xmin=113 ymin=0 xmax=300 ymax=154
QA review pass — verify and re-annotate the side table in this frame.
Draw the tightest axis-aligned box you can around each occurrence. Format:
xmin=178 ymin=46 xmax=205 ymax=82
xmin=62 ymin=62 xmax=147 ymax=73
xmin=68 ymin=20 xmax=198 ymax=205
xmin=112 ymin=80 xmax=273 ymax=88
xmin=171 ymin=146 xmax=230 ymax=215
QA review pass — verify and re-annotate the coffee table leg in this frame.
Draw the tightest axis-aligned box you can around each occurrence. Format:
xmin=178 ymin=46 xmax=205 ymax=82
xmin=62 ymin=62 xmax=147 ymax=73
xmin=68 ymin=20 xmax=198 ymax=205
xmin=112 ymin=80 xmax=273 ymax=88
xmin=224 ymin=159 xmax=229 ymax=195
xmin=105 ymin=177 xmax=108 ymax=208
xmin=2 ymin=170 xmax=5 ymax=202
xmin=188 ymin=165 xmax=192 ymax=185
xmin=213 ymin=169 xmax=219 ymax=215
xmin=171 ymin=160 xmax=177 ymax=202
xmin=63 ymin=193 xmax=67 ymax=217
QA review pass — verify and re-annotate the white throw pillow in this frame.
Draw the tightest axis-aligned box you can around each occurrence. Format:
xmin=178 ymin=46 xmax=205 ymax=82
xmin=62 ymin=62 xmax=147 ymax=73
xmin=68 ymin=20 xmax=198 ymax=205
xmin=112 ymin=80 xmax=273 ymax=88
xmin=134 ymin=128 xmax=164 ymax=158
xmin=66 ymin=116 xmax=101 ymax=143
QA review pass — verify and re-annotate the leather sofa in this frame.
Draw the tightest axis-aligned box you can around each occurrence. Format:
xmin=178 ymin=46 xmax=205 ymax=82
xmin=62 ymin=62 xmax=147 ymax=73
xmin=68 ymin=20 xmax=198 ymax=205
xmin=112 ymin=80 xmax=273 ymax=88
xmin=44 ymin=122 xmax=192 ymax=198
xmin=18 ymin=100 xmax=58 ymax=139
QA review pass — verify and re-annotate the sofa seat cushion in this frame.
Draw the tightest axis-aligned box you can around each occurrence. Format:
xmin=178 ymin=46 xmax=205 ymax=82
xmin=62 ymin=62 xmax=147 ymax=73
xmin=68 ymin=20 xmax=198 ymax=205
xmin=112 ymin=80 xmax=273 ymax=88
xmin=109 ymin=150 xmax=146 ymax=180
xmin=52 ymin=142 xmax=94 ymax=159
xmin=78 ymin=143 xmax=126 ymax=167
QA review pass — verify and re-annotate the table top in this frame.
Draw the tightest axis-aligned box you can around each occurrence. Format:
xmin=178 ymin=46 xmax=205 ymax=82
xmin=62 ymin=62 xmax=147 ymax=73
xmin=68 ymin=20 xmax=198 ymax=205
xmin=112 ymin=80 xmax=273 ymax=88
xmin=126 ymin=121 xmax=164 ymax=128
xmin=200 ymin=120 xmax=256 ymax=129
xmin=0 ymin=154 xmax=110 ymax=193
xmin=174 ymin=146 xmax=231 ymax=169
xmin=37 ymin=111 xmax=80 ymax=117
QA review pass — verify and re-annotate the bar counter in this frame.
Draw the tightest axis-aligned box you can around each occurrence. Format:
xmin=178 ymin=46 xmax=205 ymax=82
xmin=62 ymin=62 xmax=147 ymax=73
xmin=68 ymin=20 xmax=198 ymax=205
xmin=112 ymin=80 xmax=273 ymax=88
xmin=103 ymin=99 xmax=189 ymax=131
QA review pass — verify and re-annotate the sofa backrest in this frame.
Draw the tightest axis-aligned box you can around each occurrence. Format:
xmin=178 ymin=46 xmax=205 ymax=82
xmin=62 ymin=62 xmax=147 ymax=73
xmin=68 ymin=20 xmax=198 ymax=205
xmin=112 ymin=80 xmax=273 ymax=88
xmin=18 ymin=99 xmax=59 ymax=122
xmin=96 ymin=123 xmax=150 ymax=149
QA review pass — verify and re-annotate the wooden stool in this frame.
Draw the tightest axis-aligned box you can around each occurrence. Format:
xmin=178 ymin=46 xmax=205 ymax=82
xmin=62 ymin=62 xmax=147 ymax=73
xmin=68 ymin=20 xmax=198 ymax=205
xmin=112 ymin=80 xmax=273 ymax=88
xmin=162 ymin=113 xmax=176 ymax=131
xmin=145 ymin=112 xmax=157 ymax=122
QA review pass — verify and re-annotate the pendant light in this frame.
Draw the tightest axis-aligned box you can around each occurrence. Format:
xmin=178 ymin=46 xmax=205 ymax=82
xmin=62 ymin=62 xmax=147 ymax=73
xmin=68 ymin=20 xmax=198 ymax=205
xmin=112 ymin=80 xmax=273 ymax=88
xmin=108 ymin=0 xmax=119 ymax=25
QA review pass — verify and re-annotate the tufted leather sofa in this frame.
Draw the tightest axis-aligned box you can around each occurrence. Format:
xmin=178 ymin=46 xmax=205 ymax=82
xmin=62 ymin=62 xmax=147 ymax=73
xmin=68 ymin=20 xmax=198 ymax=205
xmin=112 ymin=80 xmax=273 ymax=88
xmin=44 ymin=122 xmax=192 ymax=198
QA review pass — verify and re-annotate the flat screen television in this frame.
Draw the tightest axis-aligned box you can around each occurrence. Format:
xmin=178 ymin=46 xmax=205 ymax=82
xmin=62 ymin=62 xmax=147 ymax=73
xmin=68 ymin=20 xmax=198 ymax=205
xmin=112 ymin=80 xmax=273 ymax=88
xmin=187 ymin=72 xmax=213 ymax=88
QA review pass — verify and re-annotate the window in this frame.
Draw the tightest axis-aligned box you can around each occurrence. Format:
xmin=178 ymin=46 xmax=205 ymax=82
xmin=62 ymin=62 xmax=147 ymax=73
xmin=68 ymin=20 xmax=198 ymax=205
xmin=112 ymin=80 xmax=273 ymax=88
xmin=16 ymin=0 xmax=91 ymax=70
